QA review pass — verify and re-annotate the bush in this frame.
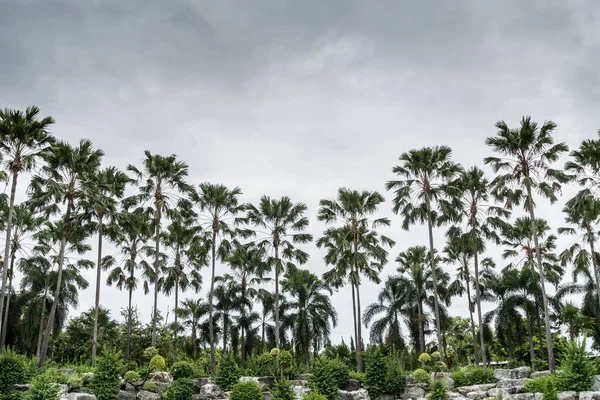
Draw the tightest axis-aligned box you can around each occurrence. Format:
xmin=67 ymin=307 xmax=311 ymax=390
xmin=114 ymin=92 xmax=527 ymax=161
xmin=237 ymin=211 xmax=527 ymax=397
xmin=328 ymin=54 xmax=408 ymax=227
xmin=348 ymin=371 xmax=365 ymax=383
xmin=273 ymin=380 xmax=295 ymax=400
xmin=413 ymin=369 xmax=430 ymax=385
xmin=123 ymin=371 xmax=141 ymax=384
xmin=171 ymin=362 xmax=194 ymax=380
xmin=365 ymin=349 xmax=386 ymax=400
xmin=29 ymin=372 xmax=60 ymax=400
xmin=149 ymin=355 xmax=166 ymax=372
xmin=418 ymin=353 xmax=432 ymax=363
xmin=559 ymin=340 xmax=594 ymax=392
xmin=230 ymin=381 xmax=262 ymax=400
xmin=451 ymin=367 xmax=495 ymax=387
xmin=0 ymin=349 xmax=27 ymax=396
xmin=164 ymin=378 xmax=194 ymax=400
xmin=143 ymin=381 xmax=159 ymax=393
xmin=533 ymin=359 xmax=549 ymax=372
xmin=542 ymin=380 xmax=558 ymax=400
xmin=303 ymin=390 xmax=327 ymax=400
xmin=247 ymin=353 xmax=276 ymax=377
xmin=90 ymin=352 xmax=123 ymax=400
xmin=429 ymin=380 xmax=448 ymax=400
xmin=524 ymin=377 xmax=562 ymax=393
xmin=311 ymin=357 xmax=349 ymax=400
xmin=278 ymin=350 xmax=296 ymax=379
xmin=384 ymin=355 xmax=406 ymax=395
xmin=215 ymin=353 xmax=241 ymax=392
xmin=144 ymin=347 xmax=159 ymax=360
xmin=67 ymin=374 xmax=83 ymax=391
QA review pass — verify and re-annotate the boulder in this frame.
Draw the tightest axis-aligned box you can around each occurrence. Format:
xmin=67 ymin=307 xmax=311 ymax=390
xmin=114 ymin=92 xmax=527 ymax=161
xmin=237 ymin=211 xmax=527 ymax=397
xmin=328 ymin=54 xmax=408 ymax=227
xmin=401 ymin=385 xmax=426 ymax=399
xmin=346 ymin=379 xmax=362 ymax=391
xmin=557 ymin=392 xmax=576 ymax=400
xmin=503 ymin=394 xmax=535 ymax=400
xmin=380 ymin=395 xmax=396 ymax=400
xmin=296 ymin=380 xmax=309 ymax=387
xmin=118 ymin=391 xmax=136 ymax=400
xmin=154 ymin=382 xmax=170 ymax=394
xmin=124 ymin=383 xmax=136 ymax=393
xmin=14 ymin=384 xmax=30 ymax=391
xmin=136 ymin=391 xmax=161 ymax=400
xmin=448 ymin=392 xmax=469 ymax=400
xmin=65 ymin=394 xmax=96 ymax=400
xmin=263 ymin=393 xmax=273 ymax=400
xmin=457 ymin=384 xmax=497 ymax=395
xmin=197 ymin=383 xmax=223 ymax=399
xmin=443 ymin=377 xmax=455 ymax=390
xmin=149 ymin=371 xmax=173 ymax=383
xmin=240 ymin=376 xmax=259 ymax=383
xmin=593 ymin=375 xmax=600 ymax=391
xmin=337 ymin=388 xmax=370 ymax=400
xmin=294 ymin=386 xmax=310 ymax=400
xmin=258 ymin=377 xmax=276 ymax=390
xmin=488 ymin=387 xmax=517 ymax=397
xmin=59 ymin=384 xmax=70 ymax=396
xmin=531 ymin=371 xmax=552 ymax=379
xmin=494 ymin=368 xmax=531 ymax=381
xmin=466 ymin=391 xmax=488 ymax=400
xmin=579 ymin=392 xmax=600 ymax=400
xmin=191 ymin=378 xmax=213 ymax=392
xmin=496 ymin=379 xmax=529 ymax=389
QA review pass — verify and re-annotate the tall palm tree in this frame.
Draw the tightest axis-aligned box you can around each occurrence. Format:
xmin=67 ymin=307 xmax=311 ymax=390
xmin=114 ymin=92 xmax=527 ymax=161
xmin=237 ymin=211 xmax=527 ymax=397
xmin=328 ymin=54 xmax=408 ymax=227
xmin=81 ymin=166 xmax=130 ymax=365
xmin=247 ymin=196 xmax=313 ymax=351
xmin=0 ymin=106 xmax=54 ymax=345
xmin=282 ymin=267 xmax=337 ymax=366
xmin=213 ymin=281 xmax=239 ymax=353
xmin=177 ymin=298 xmax=209 ymax=365
xmin=258 ymin=289 xmax=275 ymax=352
xmin=192 ymin=183 xmax=250 ymax=372
xmin=485 ymin=117 xmax=571 ymax=371
xmin=565 ymin=130 xmax=600 ymax=193
xmin=28 ymin=139 xmax=102 ymax=367
xmin=127 ymin=151 xmax=192 ymax=347
xmin=386 ymin=146 xmax=462 ymax=358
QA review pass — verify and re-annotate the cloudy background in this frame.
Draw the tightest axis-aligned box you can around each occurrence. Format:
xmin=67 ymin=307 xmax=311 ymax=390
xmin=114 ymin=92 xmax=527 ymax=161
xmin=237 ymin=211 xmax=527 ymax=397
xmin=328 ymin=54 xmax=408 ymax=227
xmin=1 ymin=0 xmax=599 ymax=344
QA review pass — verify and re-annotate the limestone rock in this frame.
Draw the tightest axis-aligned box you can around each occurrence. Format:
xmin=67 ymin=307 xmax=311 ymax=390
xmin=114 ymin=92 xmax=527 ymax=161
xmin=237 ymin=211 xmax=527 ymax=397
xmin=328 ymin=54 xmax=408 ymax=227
xmin=65 ymin=394 xmax=96 ymax=400
xmin=448 ymin=392 xmax=469 ymax=400
xmin=263 ymin=392 xmax=273 ymax=400
xmin=457 ymin=384 xmax=497 ymax=395
xmin=297 ymin=374 xmax=312 ymax=381
xmin=59 ymin=384 xmax=70 ymax=396
xmin=494 ymin=368 xmax=531 ymax=381
xmin=197 ymin=383 xmax=223 ymax=399
xmin=346 ymin=379 xmax=362 ymax=391
xmin=401 ymin=385 xmax=426 ymax=399
xmin=579 ymin=392 xmax=600 ymax=400
xmin=154 ymin=382 xmax=169 ymax=394
xmin=258 ymin=377 xmax=276 ymax=390
xmin=337 ymin=388 xmax=370 ymax=400
xmin=118 ymin=391 xmax=136 ymax=400
xmin=593 ymin=375 xmax=600 ymax=391
xmin=60 ymin=369 xmax=76 ymax=376
xmin=136 ymin=391 xmax=161 ymax=400
xmin=14 ymin=384 xmax=30 ymax=391
xmin=466 ymin=391 xmax=488 ymax=400
xmin=149 ymin=371 xmax=173 ymax=383
xmin=488 ymin=387 xmax=517 ymax=397
xmin=192 ymin=378 xmax=213 ymax=393
xmin=496 ymin=379 xmax=529 ymax=389
xmin=503 ymin=393 xmax=535 ymax=400
xmin=557 ymin=391 xmax=576 ymax=400
xmin=531 ymin=371 xmax=551 ymax=379
xmin=294 ymin=386 xmax=310 ymax=400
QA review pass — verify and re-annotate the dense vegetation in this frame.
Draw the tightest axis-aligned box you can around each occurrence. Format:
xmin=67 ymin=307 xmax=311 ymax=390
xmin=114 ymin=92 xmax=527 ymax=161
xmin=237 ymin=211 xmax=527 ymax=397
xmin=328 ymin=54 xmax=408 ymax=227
xmin=1 ymin=106 xmax=600 ymax=391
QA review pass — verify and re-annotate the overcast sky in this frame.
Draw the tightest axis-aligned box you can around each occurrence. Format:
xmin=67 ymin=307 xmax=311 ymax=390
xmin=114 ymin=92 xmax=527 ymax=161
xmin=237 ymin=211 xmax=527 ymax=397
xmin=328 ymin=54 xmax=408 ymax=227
xmin=1 ymin=0 xmax=599 ymax=346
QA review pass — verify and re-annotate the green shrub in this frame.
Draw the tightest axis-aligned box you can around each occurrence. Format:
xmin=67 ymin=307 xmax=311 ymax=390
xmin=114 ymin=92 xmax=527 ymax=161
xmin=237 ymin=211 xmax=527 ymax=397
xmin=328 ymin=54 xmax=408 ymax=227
xmin=418 ymin=353 xmax=432 ymax=363
xmin=149 ymin=355 xmax=166 ymax=372
xmin=171 ymin=361 xmax=194 ymax=380
xmin=164 ymin=378 xmax=194 ymax=400
xmin=384 ymin=355 xmax=406 ymax=395
xmin=542 ymin=380 xmax=558 ymax=400
xmin=429 ymin=380 xmax=448 ymax=400
xmin=303 ymin=390 xmax=327 ymax=400
xmin=413 ymin=368 xmax=430 ymax=385
xmin=29 ymin=372 xmax=60 ymax=400
xmin=451 ymin=367 xmax=495 ymax=387
xmin=0 ymin=349 xmax=27 ymax=396
xmin=90 ymin=352 xmax=123 ymax=400
xmin=533 ymin=359 xmax=549 ymax=372
xmin=123 ymin=371 xmax=141 ymax=384
xmin=524 ymin=376 xmax=562 ymax=393
xmin=247 ymin=353 xmax=276 ymax=377
xmin=215 ymin=353 xmax=241 ymax=392
xmin=365 ymin=349 xmax=386 ymax=400
xmin=348 ymin=371 xmax=365 ymax=383
xmin=273 ymin=380 xmax=295 ymax=400
xmin=67 ymin=374 xmax=83 ymax=391
xmin=311 ymin=357 xmax=349 ymax=400
xmin=144 ymin=347 xmax=159 ymax=360
xmin=507 ymin=360 xmax=525 ymax=369
xmin=24 ymin=358 xmax=39 ymax=382
xmin=230 ymin=381 xmax=262 ymax=400
xmin=559 ymin=340 xmax=594 ymax=392
xmin=278 ymin=350 xmax=296 ymax=379
xmin=143 ymin=381 xmax=159 ymax=393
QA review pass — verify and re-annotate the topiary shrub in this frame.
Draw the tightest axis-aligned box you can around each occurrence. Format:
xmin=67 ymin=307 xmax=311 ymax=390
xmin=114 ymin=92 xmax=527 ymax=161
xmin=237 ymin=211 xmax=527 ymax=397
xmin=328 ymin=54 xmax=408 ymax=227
xmin=90 ymin=352 xmax=123 ymax=400
xmin=278 ymin=350 xmax=295 ymax=379
xmin=231 ymin=381 xmax=262 ymax=400
xmin=143 ymin=381 xmax=159 ymax=393
xmin=451 ymin=367 xmax=495 ymax=387
xmin=171 ymin=361 xmax=194 ymax=380
xmin=542 ymin=380 xmax=558 ymax=400
xmin=418 ymin=353 xmax=432 ymax=364
xmin=215 ymin=352 xmax=241 ymax=392
xmin=144 ymin=347 xmax=159 ymax=360
xmin=67 ymin=374 xmax=83 ymax=391
xmin=247 ymin=352 xmax=276 ymax=377
xmin=429 ymin=380 xmax=447 ymax=400
xmin=384 ymin=355 xmax=407 ymax=396
xmin=123 ymin=371 xmax=141 ymax=384
xmin=348 ymin=371 xmax=365 ymax=384
xmin=29 ymin=372 xmax=60 ymax=400
xmin=311 ymin=357 xmax=349 ymax=400
xmin=273 ymin=380 xmax=295 ymax=400
xmin=303 ymin=390 xmax=327 ymax=400
xmin=164 ymin=378 xmax=194 ymax=400
xmin=0 ymin=349 xmax=27 ymax=400
xmin=413 ymin=368 xmax=430 ymax=385
xmin=149 ymin=355 xmax=166 ymax=372
xmin=365 ymin=349 xmax=386 ymax=400
xmin=558 ymin=340 xmax=594 ymax=392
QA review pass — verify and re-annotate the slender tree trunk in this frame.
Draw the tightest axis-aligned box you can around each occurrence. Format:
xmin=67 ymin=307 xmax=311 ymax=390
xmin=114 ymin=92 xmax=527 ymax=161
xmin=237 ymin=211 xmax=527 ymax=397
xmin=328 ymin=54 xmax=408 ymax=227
xmin=473 ymin=251 xmax=486 ymax=365
xmin=92 ymin=214 xmax=103 ymax=366
xmin=0 ymin=245 xmax=17 ymax=350
xmin=241 ymin=326 xmax=246 ymax=368
xmin=151 ymin=213 xmax=160 ymax=347
xmin=527 ymin=310 xmax=536 ymax=368
xmin=586 ymin=226 xmax=600 ymax=311
xmin=417 ymin=299 xmax=425 ymax=367
xmin=507 ymin=326 xmax=514 ymax=360
xmin=526 ymin=184 xmax=555 ymax=372
xmin=241 ymin=284 xmax=247 ymax=368
xmin=209 ymin=226 xmax=217 ymax=373
xmin=261 ymin=316 xmax=265 ymax=353
xmin=464 ymin=266 xmax=479 ymax=364
xmin=39 ymin=200 xmax=72 ymax=368
xmin=192 ymin=326 xmax=197 ymax=365
xmin=173 ymin=274 xmax=179 ymax=363
xmin=0 ymin=171 xmax=18 ymax=346
xmin=352 ymin=225 xmax=364 ymax=372
xmin=36 ymin=297 xmax=46 ymax=356
xmin=126 ymin=253 xmax=135 ymax=362
xmin=426 ymin=199 xmax=445 ymax=359
xmin=351 ymin=280 xmax=359 ymax=370
xmin=274 ymin=243 xmax=280 ymax=349
xmin=223 ymin=315 xmax=227 ymax=353
xmin=356 ymin=279 xmax=364 ymax=372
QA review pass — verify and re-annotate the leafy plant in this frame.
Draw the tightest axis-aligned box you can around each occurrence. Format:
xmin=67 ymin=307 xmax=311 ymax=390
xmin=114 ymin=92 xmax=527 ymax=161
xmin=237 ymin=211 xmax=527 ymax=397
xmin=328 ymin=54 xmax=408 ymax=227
xmin=144 ymin=347 xmax=159 ymax=360
xmin=230 ymin=381 xmax=263 ymax=400
xmin=67 ymin=374 xmax=83 ymax=391
xmin=0 ymin=349 xmax=27 ymax=399
xmin=413 ymin=369 xmax=430 ymax=385
xmin=348 ymin=371 xmax=365 ymax=383
xmin=273 ymin=380 xmax=295 ymax=400
xmin=303 ymin=390 xmax=327 ymax=400
xmin=533 ymin=359 xmax=549 ymax=372
xmin=164 ymin=378 xmax=194 ymax=400
xmin=143 ymin=381 xmax=159 ymax=393
xmin=524 ymin=377 xmax=562 ymax=393
xmin=311 ymin=357 xmax=349 ymax=400
xmin=29 ymin=372 xmax=60 ymax=400
xmin=90 ymin=352 xmax=123 ymax=400
xmin=451 ymin=367 xmax=495 ymax=387
xmin=542 ymin=380 xmax=558 ymax=400
xmin=247 ymin=353 xmax=276 ymax=377
xmin=558 ymin=340 xmax=594 ymax=392
xmin=365 ymin=350 xmax=386 ymax=399
xmin=418 ymin=353 xmax=432 ymax=363
xmin=429 ymin=380 xmax=448 ymax=400
xmin=123 ymin=371 xmax=141 ymax=384
xmin=384 ymin=355 xmax=407 ymax=395
xmin=171 ymin=361 xmax=194 ymax=380
xmin=149 ymin=355 xmax=166 ymax=372
xmin=215 ymin=353 xmax=241 ymax=392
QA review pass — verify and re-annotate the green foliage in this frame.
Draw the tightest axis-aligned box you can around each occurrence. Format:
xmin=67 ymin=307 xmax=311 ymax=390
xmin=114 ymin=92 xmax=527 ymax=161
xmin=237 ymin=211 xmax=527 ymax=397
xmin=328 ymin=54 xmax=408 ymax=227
xmin=558 ymin=340 xmax=594 ymax=392
xmin=149 ymin=355 xmax=166 ymax=372
xmin=143 ymin=381 xmax=159 ymax=393
xmin=144 ymin=347 xmax=159 ymax=360
xmin=90 ymin=352 xmax=123 ymax=400
xmin=0 ymin=349 xmax=27 ymax=399
xmin=67 ymin=374 xmax=83 ymax=390
xmin=42 ymin=369 xmax=67 ymax=385
xmin=171 ymin=361 xmax=194 ymax=380
xmin=524 ymin=377 xmax=560 ymax=393
xmin=24 ymin=358 xmax=39 ymax=382
xmin=542 ymin=380 xmax=558 ymax=400
xmin=506 ymin=360 xmax=525 ymax=369
xmin=451 ymin=367 xmax=495 ymax=387
xmin=348 ymin=371 xmax=365 ymax=383
xmin=230 ymin=381 xmax=262 ymax=400
xmin=123 ymin=371 xmax=141 ymax=384
xmin=247 ymin=353 xmax=276 ymax=377
xmin=215 ymin=353 xmax=241 ymax=392
xmin=273 ymin=380 xmax=295 ymax=400
xmin=418 ymin=353 xmax=432 ymax=363
xmin=533 ymin=359 xmax=549 ymax=372
xmin=429 ymin=380 xmax=448 ymax=400
xmin=365 ymin=350 xmax=386 ymax=399
xmin=384 ymin=355 xmax=407 ymax=395
xmin=413 ymin=369 xmax=430 ymax=385
xmin=278 ymin=350 xmax=296 ymax=379
xmin=303 ymin=390 xmax=327 ymax=400
xmin=311 ymin=357 xmax=349 ymax=400
xmin=29 ymin=372 xmax=60 ymax=400
xmin=164 ymin=378 xmax=194 ymax=400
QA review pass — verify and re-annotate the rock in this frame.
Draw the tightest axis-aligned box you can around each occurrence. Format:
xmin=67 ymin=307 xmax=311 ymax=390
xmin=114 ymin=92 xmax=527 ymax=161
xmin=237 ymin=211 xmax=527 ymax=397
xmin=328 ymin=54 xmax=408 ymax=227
xmin=503 ymin=394 xmax=535 ymax=400
xmin=65 ymin=394 xmax=96 ymax=400
xmin=401 ymin=384 xmax=426 ymax=399
xmin=240 ymin=376 xmax=259 ymax=383
xmin=406 ymin=375 xmax=415 ymax=385
xmin=534 ymin=394 xmax=542 ymax=400
xmin=14 ymin=384 xmax=30 ymax=391
xmin=124 ymin=383 xmax=136 ymax=393
xmin=296 ymin=380 xmax=309 ymax=387
xmin=593 ymin=375 xmax=600 ymax=391
xmin=494 ymin=368 xmax=531 ymax=381
xmin=380 ymin=395 xmax=396 ymax=400
xmin=154 ymin=382 xmax=170 ymax=394
xmin=467 ymin=391 xmax=488 ymax=400
xmin=294 ymin=386 xmax=310 ymax=400
xmin=258 ymin=377 xmax=276 ymax=390
xmin=298 ymin=374 xmax=312 ymax=381
xmin=488 ymin=387 xmax=517 ymax=397
xmin=346 ymin=379 xmax=362 ymax=391
xmin=579 ymin=392 xmax=600 ymax=400
xmin=191 ymin=378 xmax=213 ymax=392
xmin=137 ymin=391 xmax=161 ymax=400
xmin=496 ymin=379 xmax=529 ymax=389
xmin=457 ymin=384 xmax=497 ymax=395
xmin=223 ymin=392 xmax=230 ymax=400
xmin=557 ymin=391 xmax=576 ymax=400
xmin=59 ymin=384 xmax=70 ymax=396
xmin=448 ymin=392 xmax=469 ymax=400
xmin=149 ymin=371 xmax=173 ymax=383
xmin=263 ymin=392 xmax=273 ymax=400
xmin=444 ymin=377 xmax=455 ymax=390
xmin=118 ymin=391 xmax=136 ymax=400
xmin=337 ymin=388 xmax=370 ymax=400
xmin=60 ymin=369 xmax=76 ymax=376
xmin=197 ymin=383 xmax=223 ymax=399
xmin=531 ymin=371 xmax=552 ymax=379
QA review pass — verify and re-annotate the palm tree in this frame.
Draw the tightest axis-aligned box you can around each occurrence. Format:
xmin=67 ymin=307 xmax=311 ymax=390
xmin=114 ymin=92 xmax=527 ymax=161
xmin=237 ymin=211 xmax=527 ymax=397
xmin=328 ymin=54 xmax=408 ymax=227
xmin=127 ymin=151 xmax=192 ymax=347
xmin=192 ymin=183 xmax=249 ymax=372
xmin=282 ymin=267 xmax=337 ymax=366
xmin=106 ymin=207 xmax=154 ymax=361
xmin=0 ymin=106 xmax=54 ymax=345
xmin=565 ymin=130 xmax=600 ymax=193
xmin=386 ymin=146 xmax=462 ymax=359
xmin=81 ymin=166 xmax=130 ymax=365
xmin=177 ymin=298 xmax=209 ymax=365
xmin=258 ymin=289 xmax=275 ymax=352
xmin=28 ymin=139 xmax=102 ymax=367
xmin=247 ymin=196 xmax=313 ymax=351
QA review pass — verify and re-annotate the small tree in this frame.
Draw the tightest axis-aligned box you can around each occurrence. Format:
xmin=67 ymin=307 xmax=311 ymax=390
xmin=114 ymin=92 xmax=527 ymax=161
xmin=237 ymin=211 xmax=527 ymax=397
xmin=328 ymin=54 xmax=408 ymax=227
xmin=91 ymin=352 xmax=123 ymax=400
xmin=215 ymin=353 xmax=241 ymax=392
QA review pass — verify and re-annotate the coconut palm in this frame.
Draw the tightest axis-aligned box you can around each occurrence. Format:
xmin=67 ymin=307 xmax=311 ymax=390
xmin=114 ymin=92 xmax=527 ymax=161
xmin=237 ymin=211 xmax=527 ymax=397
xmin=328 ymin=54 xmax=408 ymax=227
xmin=127 ymin=151 xmax=192 ymax=347
xmin=213 ymin=281 xmax=239 ymax=353
xmin=177 ymin=298 xmax=209 ymax=365
xmin=247 ymin=196 xmax=313 ymax=351
xmin=565 ymin=130 xmax=600 ymax=193
xmin=191 ymin=183 xmax=250 ymax=372
xmin=386 ymin=146 xmax=462 ymax=359
xmin=258 ymin=289 xmax=275 ymax=352
xmin=0 ymin=106 xmax=54 ymax=345
xmin=28 ymin=139 xmax=102 ymax=367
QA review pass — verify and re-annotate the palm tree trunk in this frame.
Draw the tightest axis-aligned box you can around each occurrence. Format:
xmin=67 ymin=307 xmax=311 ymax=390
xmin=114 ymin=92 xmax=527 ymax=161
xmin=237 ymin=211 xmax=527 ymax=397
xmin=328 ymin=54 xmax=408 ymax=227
xmin=417 ymin=299 xmax=425 ymax=366
xmin=507 ymin=326 xmax=514 ymax=360
xmin=351 ymin=280 xmax=360 ymax=370
xmin=352 ymin=227 xmax=364 ymax=373
xmin=241 ymin=285 xmax=247 ymax=368
xmin=241 ymin=325 xmax=246 ymax=368
xmin=0 ymin=171 xmax=18 ymax=346
xmin=151 ymin=214 xmax=160 ymax=347
xmin=92 ymin=214 xmax=103 ymax=366
xmin=36 ymin=295 xmax=46 ymax=356
xmin=586 ymin=227 xmax=600 ymax=312
xmin=126 ymin=254 xmax=134 ymax=362
xmin=39 ymin=200 xmax=72 ymax=368
xmin=209 ymin=227 xmax=217 ymax=373
xmin=426 ymin=199 xmax=445 ymax=359
xmin=355 ymin=279 xmax=364 ymax=372
xmin=173 ymin=274 xmax=179 ymax=364
xmin=0 ymin=246 xmax=17 ymax=350
xmin=527 ymin=311 xmax=536 ymax=367
xmin=464 ymin=265 xmax=479 ymax=364
xmin=222 ymin=315 xmax=227 ymax=353
xmin=275 ymin=244 xmax=280 ymax=350
xmin=261 ymin=316 xmax=265 ymax=353
xmin=473 ymin=251 xmax=486 ymax=365
xmin=526 ymin=184 xmax=555 ymax=372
